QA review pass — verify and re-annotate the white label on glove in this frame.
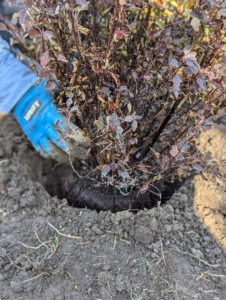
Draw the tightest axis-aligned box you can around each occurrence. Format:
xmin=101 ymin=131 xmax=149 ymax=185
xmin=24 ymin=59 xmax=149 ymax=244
xmin=24 ymin=100 xmax=41 ymax=121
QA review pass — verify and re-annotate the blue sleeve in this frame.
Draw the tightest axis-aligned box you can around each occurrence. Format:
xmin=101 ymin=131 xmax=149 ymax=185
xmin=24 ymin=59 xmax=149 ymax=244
xmin=0 ymin=36 xmax=39 ymax=115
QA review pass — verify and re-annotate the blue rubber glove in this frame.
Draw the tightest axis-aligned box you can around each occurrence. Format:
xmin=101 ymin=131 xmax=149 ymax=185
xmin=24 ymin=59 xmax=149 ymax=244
xmin=13 ymin=80 xmax=68 ymax=159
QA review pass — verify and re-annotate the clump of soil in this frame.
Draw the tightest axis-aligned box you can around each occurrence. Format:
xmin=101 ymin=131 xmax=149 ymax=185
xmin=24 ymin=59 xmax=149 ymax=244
xmin=1 ymin=114 xmax=226 ymax=299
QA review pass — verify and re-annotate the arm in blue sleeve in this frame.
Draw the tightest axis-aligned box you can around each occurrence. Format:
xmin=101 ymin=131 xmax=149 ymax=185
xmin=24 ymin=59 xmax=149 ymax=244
xmin=0 ymin=36 xmax=39 ymax=115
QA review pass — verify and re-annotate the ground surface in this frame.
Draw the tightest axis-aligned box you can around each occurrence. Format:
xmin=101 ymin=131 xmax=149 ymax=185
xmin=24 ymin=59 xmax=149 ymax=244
xmin=0 ymin=115 xmax=226 ymax=300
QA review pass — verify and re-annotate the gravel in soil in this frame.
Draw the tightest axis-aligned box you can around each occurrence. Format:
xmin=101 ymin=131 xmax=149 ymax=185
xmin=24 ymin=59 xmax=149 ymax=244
xmin=0 ymin=115 xmax=226 ymax=300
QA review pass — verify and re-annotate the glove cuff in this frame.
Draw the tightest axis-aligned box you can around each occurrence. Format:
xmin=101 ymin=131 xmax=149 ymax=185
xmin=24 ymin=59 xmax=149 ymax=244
xmin=0 ymin=45 xmax=39 ymax=115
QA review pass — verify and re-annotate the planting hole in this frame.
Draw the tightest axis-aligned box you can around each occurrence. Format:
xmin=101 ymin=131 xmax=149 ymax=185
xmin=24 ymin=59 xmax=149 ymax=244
xmin=41 ymin=158 xmax=184 ymax=213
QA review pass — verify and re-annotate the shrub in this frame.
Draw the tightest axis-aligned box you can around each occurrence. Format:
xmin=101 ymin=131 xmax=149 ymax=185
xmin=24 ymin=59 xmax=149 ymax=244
xmin=2 ymin=0 xmax=226 ymax=197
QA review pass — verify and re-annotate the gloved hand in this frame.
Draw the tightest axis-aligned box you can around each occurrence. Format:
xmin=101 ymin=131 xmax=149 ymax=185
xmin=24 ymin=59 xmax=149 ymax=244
xmin=13 ymin=80 xmax=90 ymax=161
xmin=0 ymin=36 xmax=90 ymax=161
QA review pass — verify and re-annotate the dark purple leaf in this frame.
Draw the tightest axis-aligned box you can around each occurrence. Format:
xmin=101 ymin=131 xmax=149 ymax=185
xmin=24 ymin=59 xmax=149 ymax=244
xmin=110 ymin=162 xmax=118 ymax=171
xmin=213 ymin=63 xmax=222 ymax=69
xmin=128 ymin=21 xmax=137 ymax=30
xmin=118 ymin=170 xmax=130 ymax=179
xmin=132 ymin=71 xmax=138 ymax=80
xmin=115 ymin=126 xmax=123 ymax=134
xmin=70 ymin=106 xmax=78 ymax=112
xmin=110 ymin=113 xmax=118 ymax=127
xmin=198 ymin=109 xmax=205 ymax=115
xmin=218 ymin=9 xmax=226 ymax=16
xmin=128 ymin=138 xmax=137 ymax=145
xmin=212 ymin=80 xmax=223 ymax=89
xmin=178 ymin=139 xmax=190 ymax=151
xmin=169 ymin=57 xmax=179 ymax=68
xmin=186 ymin=58 xmax=200 ymax=74
xmin=102 ymin=87 xmax=110 ymax=95
xmin=177 ymin=153 xmax=184 ymax=160
xmin=143 ymin=74 xmax=153 ymax=80
xmin=219 ymin=68 xmax=226 ymax=77
xmin=192 ymin=163 xmax=203 ymax=172
xmin=145 ymin=50 xmax=153 ymax=61
xmin=117 ymin=160 xmax=125 ymax=168
xmin=18 ymin=9 xmax=27 ymax=24
xmin=0 ymin=23 xmax=7 ymax=31
xmin=201 ymin=125 xmax=211 ymax=131
xmin=43 ymin=31 xmax=53 ymax=41
xmin=24 ymin=0 xmax=33 ymax=8
xmin=76 ymin=0 xmax=90 ymax=8
xmin=172 ymin=74 xmax=182 ymax=97
xmin=197 ymin=78 xmax=207 ymax=90
xmin=102 ymin=165 xmax=111 ymax=177
xmin=179 ymin=164 xmax=189 ymax=170
xmin=132 ymin=120 xmax=137 ymax=131
xmin=183 ymin=67 xmax=194 ymax=75
xmin=183 ymin=51 xmax=197 ymax=60
xmin=206 ymin=0 xmax=217 ymax=8
xmin=8 ymin=0 xmax=18 ymax=7
xmin=134 ymin=115 xmax=142 ymax=120
xmin=183 ymin=44 xmax=191 ymax=55
xmin=66 ymin=98 xmax=73 ymax=107
xmin=57 ymin=54 xmax=68 ymax=63
xmin=190 ymin=84 xmax=198 ymax=94
xmin=204 ymin=151 xmax=212 ymax=162
xmin=43 ymin=7 xmax=54 ymax=14
xmin=191 ymin=10 xmax=204 ymax=19
xmin=222 ymin=54 xmax=226 ymax=65
xmin=40 ymin=51 xmax=49 ymax=67
xmin=124 ymin=116 xmax=133 ymax=122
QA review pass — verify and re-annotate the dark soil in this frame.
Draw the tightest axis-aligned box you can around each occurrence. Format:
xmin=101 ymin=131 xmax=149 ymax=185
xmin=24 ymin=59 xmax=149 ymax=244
xmin=60 ymin=161 xmax=155 ymax=212
xmin=1 ymin=114 xmax=226 ymax=300
xmin=61 ymin=163 xmax=180 ymax=212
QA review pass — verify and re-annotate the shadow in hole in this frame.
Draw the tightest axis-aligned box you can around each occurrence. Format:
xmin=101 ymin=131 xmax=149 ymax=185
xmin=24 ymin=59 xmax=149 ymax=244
xmin=43 ymin=160 xmax=188 ymax=213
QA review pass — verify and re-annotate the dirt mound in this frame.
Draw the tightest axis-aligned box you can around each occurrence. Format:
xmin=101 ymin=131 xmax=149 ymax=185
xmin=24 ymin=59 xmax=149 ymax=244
xmin=194 ymin=123 xmax=226 ymax=251
xmin=0 ymin=115 xmax=226 ymax=299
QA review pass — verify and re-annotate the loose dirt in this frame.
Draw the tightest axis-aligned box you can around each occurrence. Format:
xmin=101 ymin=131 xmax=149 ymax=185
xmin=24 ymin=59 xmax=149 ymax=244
xmin=0 ymin=114 xmax=226 ymax=300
